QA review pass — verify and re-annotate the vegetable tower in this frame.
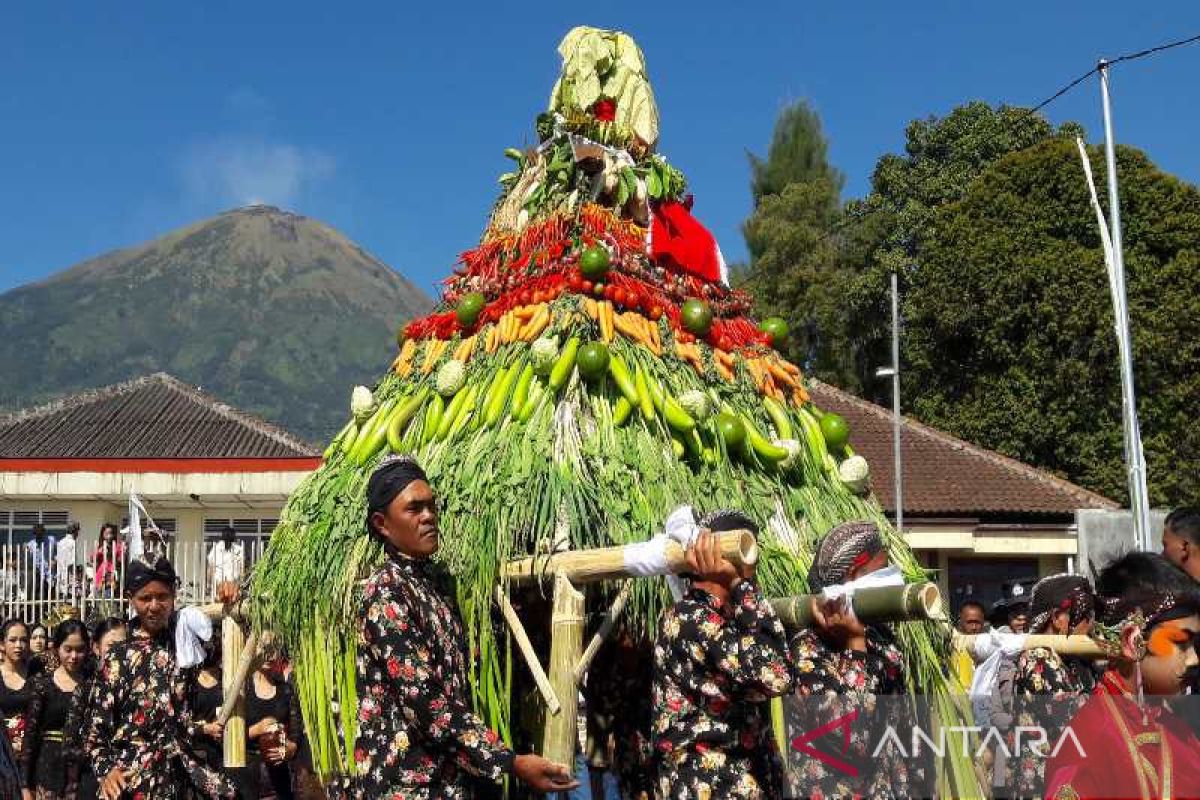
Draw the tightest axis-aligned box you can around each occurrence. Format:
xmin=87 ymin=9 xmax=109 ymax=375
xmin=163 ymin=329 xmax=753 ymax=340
xmin=250 ymin=26 xmax=975 ymax=793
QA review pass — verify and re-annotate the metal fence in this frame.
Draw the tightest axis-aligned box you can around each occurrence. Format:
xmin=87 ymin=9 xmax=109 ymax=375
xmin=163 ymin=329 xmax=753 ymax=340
xmin=0 ymin=538 xmax=269 ymax=624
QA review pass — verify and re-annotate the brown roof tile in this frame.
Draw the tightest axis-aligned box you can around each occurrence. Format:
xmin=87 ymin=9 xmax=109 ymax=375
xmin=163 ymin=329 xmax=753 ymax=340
xmin=807 ymin=379 xmax=1117 ymax=517
xmin=0 ymin=373 xmax=318 ymax=459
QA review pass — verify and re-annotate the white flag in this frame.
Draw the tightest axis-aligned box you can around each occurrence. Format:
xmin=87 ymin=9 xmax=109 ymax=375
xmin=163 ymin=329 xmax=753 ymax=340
xmin=128 ymin=490 xmax=154 ymax=561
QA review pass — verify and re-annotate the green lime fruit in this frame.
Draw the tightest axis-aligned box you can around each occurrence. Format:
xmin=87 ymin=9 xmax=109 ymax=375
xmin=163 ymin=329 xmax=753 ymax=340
xmin=715 ymin=412 xmax=746 ymax=449
xmin=576 ymin=341 xmax=611 ymax=380
xmin=819 ymin=412 xmax=851 ymax=452
xmin=680 ymin=298 xmax=713 ymax=336
xmin=759 ymin=316 xmax=789 ymax=347
xmin=579 ymin=245 xmax=611 ymax=280
xmin=456 ymin=292 xmax=486 ymax=327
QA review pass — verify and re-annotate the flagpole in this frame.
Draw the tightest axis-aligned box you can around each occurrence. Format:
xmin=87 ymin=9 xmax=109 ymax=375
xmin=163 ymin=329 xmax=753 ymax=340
xmin=1098 ymin=60 xmax=1152 ymax=550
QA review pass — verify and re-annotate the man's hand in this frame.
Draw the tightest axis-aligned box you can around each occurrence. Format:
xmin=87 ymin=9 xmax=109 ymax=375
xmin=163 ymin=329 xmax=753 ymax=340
xmin=100 ymin=767 xmax=128 ymax=800
xmin=513 ymin=754 xmax=580 ymax=794
xmin=810 ymin=595 xmax=868 ymax=652
xmin=686 ymin=530 xmax=747 ymax=603
xmin=203 ymin=721 xmax=224 ymax=739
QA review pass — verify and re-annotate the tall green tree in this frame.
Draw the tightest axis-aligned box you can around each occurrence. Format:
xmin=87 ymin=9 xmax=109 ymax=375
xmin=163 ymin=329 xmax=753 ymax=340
xmin=746 ymin=100 xmax=845 ymax=213
xmin=901 ymin=138 xmax=1200 ymax=506
xmin=839 ymin=102 xmax=1084 ymax=402
xmin=736 ymin=101 xmax=846 ymax=374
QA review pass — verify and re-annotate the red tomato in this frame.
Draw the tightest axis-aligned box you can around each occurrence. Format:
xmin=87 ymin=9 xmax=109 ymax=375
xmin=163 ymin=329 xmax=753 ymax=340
xmin=581 ymin=280 xmax=594 ymax=294
xmin=648 ymin=306 xmax=664 ymax=321
xmin=531 ymin=290 xmax=545 ymax=304
xmin=603 ymin=284 xmax=617 ymax=301
xmin=518 ymin=289 xmax=532 ymax=305
xmin=611 ymin=287 xmax=627 ymax=307
xmin=567 ymin=272 xmax=584 ymax=291
xmin=717 ymin=336 xmax=732 ymax=351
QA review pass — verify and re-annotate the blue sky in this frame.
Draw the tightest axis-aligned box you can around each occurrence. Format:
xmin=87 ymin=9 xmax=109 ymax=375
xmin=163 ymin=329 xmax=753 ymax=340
xmin=3 ymin=2 xmax=1199 ymax=298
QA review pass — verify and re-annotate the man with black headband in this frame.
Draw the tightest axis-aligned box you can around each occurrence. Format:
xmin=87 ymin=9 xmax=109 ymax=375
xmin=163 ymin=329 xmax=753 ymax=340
xmin=786 ymin=520 xmax=928 ymax=798
xmin=351 ymin=455 xmax=576 ymax=798
xmin=1045 ymin=552 xmax=1200 ymax=800
xmin=649 ymin=507 xmax=795 ymax=800
xmin=83 ymin=556 xmax=237 ymax=799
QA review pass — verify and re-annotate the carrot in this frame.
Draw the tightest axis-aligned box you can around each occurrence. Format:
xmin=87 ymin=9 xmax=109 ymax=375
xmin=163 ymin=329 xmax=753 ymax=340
xmin=767 ymin=360 xmax=800 ymax=388
xmin=514 ymin=305 xmax=536 ymax=322
xmin=715 ymin=362 xmax=734 ymax=382
xmin=521 ymin=308 xmax=551 ymax=341
xmin=486 ymin=325 xmax=499 ymax=353
xmin=599 ymin=302 xmax=614 ymax=343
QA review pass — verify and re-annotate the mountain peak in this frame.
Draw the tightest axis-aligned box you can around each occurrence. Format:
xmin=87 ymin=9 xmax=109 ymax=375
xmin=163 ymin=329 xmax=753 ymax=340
xmin=0 ymin=211 xmax=434 ymax=441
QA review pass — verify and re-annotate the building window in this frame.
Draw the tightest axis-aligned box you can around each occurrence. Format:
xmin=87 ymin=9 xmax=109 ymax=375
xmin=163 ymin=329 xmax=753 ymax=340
xmin=202 ymin=517 xmax=276 ymax=565
xmin=0 ymin=510 xmax=69 ymax=548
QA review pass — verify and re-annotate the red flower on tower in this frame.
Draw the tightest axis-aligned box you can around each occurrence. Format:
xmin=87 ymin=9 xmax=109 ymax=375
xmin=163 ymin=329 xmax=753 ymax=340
xmin=592 ymin=98 xmax=617 ymax=121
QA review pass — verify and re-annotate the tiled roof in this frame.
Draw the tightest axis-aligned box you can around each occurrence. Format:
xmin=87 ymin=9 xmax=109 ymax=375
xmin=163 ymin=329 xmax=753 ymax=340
xmin=0 ymin=373 xmax=318 ymax=459
xmin=807 ymin=379 xmax=1117 ymax=517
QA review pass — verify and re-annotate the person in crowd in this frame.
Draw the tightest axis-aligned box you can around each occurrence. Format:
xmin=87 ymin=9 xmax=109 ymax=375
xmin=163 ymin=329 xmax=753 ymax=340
xmin=21 ymin=619 xmax=91 ymax=799
xmin=952 ymin=599 xmax=987 ymax=688
xmin=0 ymin=621 xmax=32 ymax=763
xmin=81 ymin=557 xmax=235 ymax=799
xmin=788 ymin=519 xmax=929 ymax=799
xmin=242 ymin=650 xmax=301 ymax=800
xmin=1004 ymin=573 xmax=1095 ymax=799
xmin=24 ymin=528 xmax=56 ymax=599
xmin=26 ymin=627 xmax=54 ymax=678
xmin=990 ymin=584 xmax=1030 ymax=634
xmin=585 ymin=629 xmax=653 ymax=800
xmin=91 ymin=525 xmax=123 ymax=599
xmin=651 ymin=509 xmax=795 ymax=800
xmin=54 ymin=524 xmax=79 ymax=599
xmin=206 ymin=527 xmax=245 ymax=595
xmin=351 ymin=455 xmax=576 ymax=798
xmin=1162 ymin=506 xmax=1200 ymax=582
xmin=1045 ymin=552 xmax=1200 ymax=799
xmin=26 ymin=629 xmax=45 ymax=660
xmin=64 ymin=617 xmax=126 ymax=800
xmin=0 ymin=554 xmax=22 ymax=605
xmin=185 ymin=640 xmax=224 ymax=776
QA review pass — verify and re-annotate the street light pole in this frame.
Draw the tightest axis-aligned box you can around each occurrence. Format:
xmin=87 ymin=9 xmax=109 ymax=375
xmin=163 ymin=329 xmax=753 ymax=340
xmin=876 ymin=270 xmax=904 ymax=534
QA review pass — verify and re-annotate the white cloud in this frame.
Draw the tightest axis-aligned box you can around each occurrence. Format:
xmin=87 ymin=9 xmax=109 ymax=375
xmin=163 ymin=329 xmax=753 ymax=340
xmin=179 ymin=136 xmax=336 ymax=210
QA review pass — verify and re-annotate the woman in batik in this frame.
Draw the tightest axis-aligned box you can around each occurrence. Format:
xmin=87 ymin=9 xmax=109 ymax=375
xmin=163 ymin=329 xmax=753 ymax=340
xmin=82 ymin=558 xmax=236 ymax=800
xmin=21 ymin=620 xmax=91 ymax=799
xmin=650 ymin=509 xmax=795 ymax=800
xmin=1045 ymin=552 xmax=1200 ymax=800
xmin=352 ymin=455 xmax=576 ymax=799
xmin=63 ymin=617 xmax=125 ymax=800
xmin=1005 ymin=573 xmax=1094 ymax=799
xmin=0 ymin=621 xmax=32 ymax=764
xmin=787 ymin=520 xmax=928 ymax=800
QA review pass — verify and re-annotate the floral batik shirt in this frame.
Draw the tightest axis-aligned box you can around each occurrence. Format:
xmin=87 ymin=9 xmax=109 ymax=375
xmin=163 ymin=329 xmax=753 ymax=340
xmin=1007 ymin=646 xmax=1088 ymax=800
xmin=82 ymin=625 xmax=237 ymax=799
xmin=788 ymin=626 xmax=929 ymax=799
xmin=650 ymin=580 xmax=795 ymax=800
xmin=351 ymin=555 xmax=513 ymax=799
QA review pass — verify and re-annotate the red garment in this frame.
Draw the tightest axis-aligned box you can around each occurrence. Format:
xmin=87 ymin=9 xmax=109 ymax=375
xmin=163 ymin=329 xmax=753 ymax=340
xmin=650 ymin=200 xmax=721 ymax=282
xmin=1044 ymin=670 xmax=1200 ymax=799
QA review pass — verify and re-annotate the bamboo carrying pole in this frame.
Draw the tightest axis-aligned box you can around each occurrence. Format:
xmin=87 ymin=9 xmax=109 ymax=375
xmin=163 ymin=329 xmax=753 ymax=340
xmin=952 ymin=633 xmax=1108 ymax=658
xmin=541 ymin=573 xmax=585 ymax=773
xmin=222 ymin=617 xmax=248 ymax=768
xmin=217 ymin=631 xmax=262 ymax=725
xmin=573 ymin=581 xmax=632 ymax=683
xmin=495 ymin=587 xmax=561 ymax=715
xmin=505 ymin=530 xmax=757 ymax=586
xmin=769 ymin=582 xmax=945 ymax=630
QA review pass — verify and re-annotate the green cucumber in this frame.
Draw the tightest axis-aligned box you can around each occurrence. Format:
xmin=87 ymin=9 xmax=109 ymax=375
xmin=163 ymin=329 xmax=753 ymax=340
xmin=386 ymin=391 xmax=429 ymax=452
xmin=608 ymin=355 xmax=639 ymax=404
xmin=435 ymin=388 xmax=469 ymax=441
xmin=422 ymin=395 xmax=446 ymax=445
xmin=549 ymin=337 xmax=580 ymax=392
xmin=763 ymin=397 xmax=793 ymax=440
xmin=613 ymin=396 xmax=634 ymax=426
xmin=487 ymin=362 xmax=522 ymax=426
xmin=508 ymin=363 xmax=535 ymax=420
xmin=634 ymin=368 xmax=654 ymax=420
